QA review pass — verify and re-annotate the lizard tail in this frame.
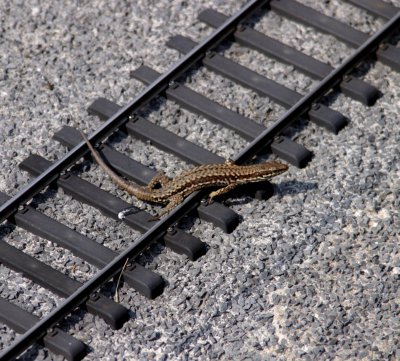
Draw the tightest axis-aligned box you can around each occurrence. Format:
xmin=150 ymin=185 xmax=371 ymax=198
xmin=80 ymin=131 xmax=141 ymax=195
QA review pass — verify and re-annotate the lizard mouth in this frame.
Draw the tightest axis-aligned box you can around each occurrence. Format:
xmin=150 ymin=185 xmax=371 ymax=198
xmin=261 ymin=163 xmax=288 ymax=180
xmin=241 ymin=161 xmax=288 ymax=182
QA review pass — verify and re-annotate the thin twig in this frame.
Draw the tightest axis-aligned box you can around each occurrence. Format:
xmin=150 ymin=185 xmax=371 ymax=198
xmin=114 ymin=258 xmax=130 ymax=302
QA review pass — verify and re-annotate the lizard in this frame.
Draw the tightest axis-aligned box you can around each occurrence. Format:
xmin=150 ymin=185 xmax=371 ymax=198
xmin=80 ymin=131 xmax=288 ymax=217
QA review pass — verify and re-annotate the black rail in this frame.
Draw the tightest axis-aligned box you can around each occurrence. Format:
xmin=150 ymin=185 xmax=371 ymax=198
xmin=0 ymin=298 xmax=87 ymax=361
xmin=0 ymin=192 xmax=165 ymax=300
xmin=343 ymin=0 xmax=397 ymax=20
xmin=1 ymin=0 xmax=399 ymax=359
xmin=0 ymin=0 xmax=267 ymax=358
xmin=270 ymin=0 xmax=400 ymax=71
xmin=130 ymin=65 xmax=313 ymax=167
xmin=236 ymin=10 xmax=400 ymax=163
xmin=166 ymin=35 xmax=348 ymax=134
xmin=0 ymin=0 xmax=265 ymax=224
xmin=198 ymin=8 xmax=380 ymax=106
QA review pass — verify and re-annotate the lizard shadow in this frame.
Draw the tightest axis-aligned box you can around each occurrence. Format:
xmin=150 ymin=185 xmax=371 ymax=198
xmin=176 ymin=179 xmax=318 ymax=232
xmin=220 ymin=179 xmax=318 ymax=206
xmin=275 ymin=179 xmax=319 ymax=197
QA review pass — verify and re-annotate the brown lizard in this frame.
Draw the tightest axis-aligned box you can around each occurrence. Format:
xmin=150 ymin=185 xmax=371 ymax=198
xmin=80 ymin=131 xmax=288 ymax=216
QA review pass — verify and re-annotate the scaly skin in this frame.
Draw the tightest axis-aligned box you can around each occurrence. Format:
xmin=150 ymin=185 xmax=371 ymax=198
xmin=81 ymin=131 xmax=288 ymax=215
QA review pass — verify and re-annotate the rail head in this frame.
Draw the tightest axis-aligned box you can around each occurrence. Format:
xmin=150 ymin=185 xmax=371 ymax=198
xmin=0 ymin=1 xmax=268 ymax=359
xmin=1 ymin=2 xmax=399 ymax=360
xmin=0 ymin=0 xmax=267 ymax=225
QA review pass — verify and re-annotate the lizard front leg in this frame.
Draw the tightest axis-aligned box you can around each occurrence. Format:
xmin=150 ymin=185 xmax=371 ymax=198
xmin=156 ymin=193 xmax=184 ymax=217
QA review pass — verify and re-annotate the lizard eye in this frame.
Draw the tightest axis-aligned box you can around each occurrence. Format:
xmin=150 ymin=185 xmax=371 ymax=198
xmin=152 ymin=182 xmax=162 ymax=189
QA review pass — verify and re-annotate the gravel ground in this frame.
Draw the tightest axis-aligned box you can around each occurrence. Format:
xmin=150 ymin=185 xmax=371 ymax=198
xmin=0 ymin=0 xmax=399 ymax=360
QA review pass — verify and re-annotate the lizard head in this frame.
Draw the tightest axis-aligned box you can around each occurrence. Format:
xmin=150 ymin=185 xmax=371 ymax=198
xmin=262 ymin=161 xmax=288 ymax=177
xmin=243 ymin=160 xmax=288 ymax=182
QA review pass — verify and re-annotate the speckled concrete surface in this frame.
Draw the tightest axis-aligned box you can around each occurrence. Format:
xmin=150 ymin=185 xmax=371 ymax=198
xmin=0 ymin=1 xmax=399 ymax=360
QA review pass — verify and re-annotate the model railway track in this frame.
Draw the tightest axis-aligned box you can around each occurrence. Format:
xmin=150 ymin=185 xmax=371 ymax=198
xmin=0 ymin=0 xmax=399 ymax=359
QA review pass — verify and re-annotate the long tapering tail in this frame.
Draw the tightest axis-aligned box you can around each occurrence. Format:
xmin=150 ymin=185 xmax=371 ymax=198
xmin=80 ymin=131 xmax=140 ymax=194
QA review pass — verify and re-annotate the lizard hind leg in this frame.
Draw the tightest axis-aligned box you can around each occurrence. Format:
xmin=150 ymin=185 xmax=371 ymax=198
xmin=156 ymin=194 xmax=184 ymax=217
xmin=147 ymin=172 xmax=171 ymax=190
